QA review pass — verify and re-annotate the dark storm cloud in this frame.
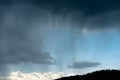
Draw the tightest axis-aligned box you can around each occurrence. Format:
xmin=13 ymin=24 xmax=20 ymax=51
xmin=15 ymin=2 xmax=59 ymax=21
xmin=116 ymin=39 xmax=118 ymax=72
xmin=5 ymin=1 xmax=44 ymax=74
xmin=80 ymin=11 xmax=120 ymax=31
xmin=0 ymin=4 xmax=55 ymax=65
xmin=68 ymin=61 xmax=101 ymax=69
xmin=0 ymin=0 xmax=120 ymax=15
xmin=0 ymin=3 xmax=56 ymax=75
xmin=0 ymin=0 xmax=119 ymax=66
xmin=0 ymin=0 xmax=120 ymax=31
xmin=0 ymin=0 xmax=120 ymax=76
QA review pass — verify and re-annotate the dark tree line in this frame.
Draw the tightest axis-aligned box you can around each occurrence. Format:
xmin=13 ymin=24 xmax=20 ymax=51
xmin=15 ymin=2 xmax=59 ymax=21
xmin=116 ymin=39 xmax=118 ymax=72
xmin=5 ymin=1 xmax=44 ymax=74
xmin=55 ymin=70 xmax=120 ymax=80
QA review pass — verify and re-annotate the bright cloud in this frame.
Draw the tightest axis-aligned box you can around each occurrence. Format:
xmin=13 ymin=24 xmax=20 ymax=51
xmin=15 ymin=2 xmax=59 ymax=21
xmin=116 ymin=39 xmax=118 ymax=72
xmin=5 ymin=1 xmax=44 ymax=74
xmin=0 ymin=71 xmax=75 ymax=80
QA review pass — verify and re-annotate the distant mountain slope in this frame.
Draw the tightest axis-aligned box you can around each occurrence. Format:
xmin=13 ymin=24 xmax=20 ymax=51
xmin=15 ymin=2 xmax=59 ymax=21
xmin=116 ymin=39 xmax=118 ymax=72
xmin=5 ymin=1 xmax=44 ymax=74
xmin=55 ymin=70 xmax=120 ymax=80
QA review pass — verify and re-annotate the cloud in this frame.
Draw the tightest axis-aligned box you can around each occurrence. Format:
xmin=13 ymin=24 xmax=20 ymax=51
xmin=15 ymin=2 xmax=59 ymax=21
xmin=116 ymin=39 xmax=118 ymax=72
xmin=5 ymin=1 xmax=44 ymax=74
xmin=84 ymin=11 xmax=120 ymax=30
xmin=68 ymin=61 xmax=101 ymax=69
xmin=0 ymin=0 xmax=120 ymax=15
xmin=0 ymin=3 xmax=56 ymax=75
xmin=0 ymin=71 xmax=75 ymax=80
xmin=0 ymin=4 xmax=55 ymax=64
xmin=0 ymin=0 xmax=120 ymax=76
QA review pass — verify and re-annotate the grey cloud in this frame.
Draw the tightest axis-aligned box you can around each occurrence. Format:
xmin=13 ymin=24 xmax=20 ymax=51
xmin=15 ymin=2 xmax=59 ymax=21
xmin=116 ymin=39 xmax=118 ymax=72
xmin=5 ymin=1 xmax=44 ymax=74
xmin=0 ymin=4 xmax=54 ymax=65
xmin=68 ymin=10 xmax=120 ymax=32
xmin=84 ymin=11 xmax=120 ymax=31
xmin=68 ymin=61 xmax=101 ymax=69
xmin=0 ymin=3 xmax=56 ymax=75
xmin=0 ymin=0 xmax=120 ymax=16
xmin=0 ymin=1 xmax=119 ymax=75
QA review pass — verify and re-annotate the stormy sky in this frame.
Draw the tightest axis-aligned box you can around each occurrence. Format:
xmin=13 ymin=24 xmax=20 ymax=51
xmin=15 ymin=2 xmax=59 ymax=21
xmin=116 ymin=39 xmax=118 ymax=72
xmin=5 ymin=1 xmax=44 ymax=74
xmin=0 ymin=0 xmax=120 ymax=77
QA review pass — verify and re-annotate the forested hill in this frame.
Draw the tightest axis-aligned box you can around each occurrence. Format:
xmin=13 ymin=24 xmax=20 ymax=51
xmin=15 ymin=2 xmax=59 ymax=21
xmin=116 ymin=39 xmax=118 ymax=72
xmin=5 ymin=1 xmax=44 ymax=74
xmin=55 ymin=70 xmax=120 ymax=80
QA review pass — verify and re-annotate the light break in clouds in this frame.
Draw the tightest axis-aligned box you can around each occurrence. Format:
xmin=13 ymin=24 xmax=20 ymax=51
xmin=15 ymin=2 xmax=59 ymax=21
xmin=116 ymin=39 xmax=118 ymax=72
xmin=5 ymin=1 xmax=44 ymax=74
xmin=0 ymin=71 xmax=75 ymax=80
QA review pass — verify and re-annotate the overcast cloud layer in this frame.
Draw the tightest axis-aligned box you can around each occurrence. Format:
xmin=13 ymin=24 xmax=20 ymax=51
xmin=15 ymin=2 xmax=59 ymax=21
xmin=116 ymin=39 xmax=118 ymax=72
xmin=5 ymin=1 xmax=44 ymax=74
xmin=0 ymin=0 xmax=120 ymax=76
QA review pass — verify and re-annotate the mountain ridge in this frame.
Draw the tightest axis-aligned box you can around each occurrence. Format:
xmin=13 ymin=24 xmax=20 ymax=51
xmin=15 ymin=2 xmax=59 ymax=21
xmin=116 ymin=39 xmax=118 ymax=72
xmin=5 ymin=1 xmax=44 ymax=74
xmin=55 ymin=69 xmax=120 ymax=80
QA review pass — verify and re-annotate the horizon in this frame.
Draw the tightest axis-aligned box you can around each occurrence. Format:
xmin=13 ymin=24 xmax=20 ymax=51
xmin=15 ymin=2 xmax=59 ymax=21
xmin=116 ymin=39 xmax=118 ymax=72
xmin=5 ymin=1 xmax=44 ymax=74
xmin=1 ymin=69 xmax=120 ymax=80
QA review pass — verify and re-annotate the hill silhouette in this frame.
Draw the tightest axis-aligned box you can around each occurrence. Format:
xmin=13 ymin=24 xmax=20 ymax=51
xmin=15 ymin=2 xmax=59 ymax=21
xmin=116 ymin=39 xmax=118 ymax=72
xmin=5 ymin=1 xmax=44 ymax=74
xmin=55 ymin=70 xmax=120 ymax=80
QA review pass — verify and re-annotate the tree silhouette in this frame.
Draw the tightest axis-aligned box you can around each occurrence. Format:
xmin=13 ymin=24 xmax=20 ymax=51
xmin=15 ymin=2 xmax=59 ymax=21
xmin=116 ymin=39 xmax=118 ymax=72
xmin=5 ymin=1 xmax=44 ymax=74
xmin=55 ymin=70 xmax=120 ymax=80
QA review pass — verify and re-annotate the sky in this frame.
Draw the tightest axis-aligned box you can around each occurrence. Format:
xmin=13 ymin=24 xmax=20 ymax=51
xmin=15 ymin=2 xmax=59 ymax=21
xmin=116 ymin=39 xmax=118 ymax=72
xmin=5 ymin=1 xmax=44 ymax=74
xmin=1 ymin=0 xmax=120 ymax=79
